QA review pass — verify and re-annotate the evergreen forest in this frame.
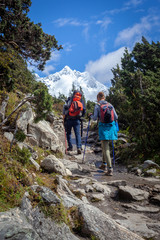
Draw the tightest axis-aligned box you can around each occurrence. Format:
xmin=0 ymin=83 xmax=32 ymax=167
xmin=107 ymin=37 xmax=160 ymax=164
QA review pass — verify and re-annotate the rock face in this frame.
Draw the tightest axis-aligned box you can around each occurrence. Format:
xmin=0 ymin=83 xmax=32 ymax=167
xmin=0 ymin=184 xmax=144 ymax=240
xmin=0 ymin=208 xmax=40 ymax=240
xmin=77 ymin=204 xmax=143 ymax=240
xmin=17 ymin=107 xmax=34 ymax=134
xmin=28 ymin=120 xmax=64 ymax=153
xmin=16 ymin=107 xmax=64 ymax=153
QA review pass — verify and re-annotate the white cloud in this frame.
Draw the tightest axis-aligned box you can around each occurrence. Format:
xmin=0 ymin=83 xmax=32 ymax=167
xmin=99 ymin=39 xmax=107 ymax=53
xmin=103 ymin=0 xmax=143 ymax=15
xmin=85 ymin=47 xmax=125 ymax=85
xmin=62 ymin=42 xmax=76 ymax=52
xmin=115 ymin=14 xmax=160 ymax=46
xmin=82 ymin=24 xmax=90 ymax=41
xmin=125 ymin=0 xmax=143 ymax=7
xmin=96 ymin=18 xmax=112 ymax=30
xmin=50 ymin=51 xmax=61 ymax=61
xmin=43 ymin=65 xmax=55 ymax=75
xmin=53 ymin=18 xmax=90 ymax=42
xmin=53 ymin=18 xmax=86 ymax=27
xmin=41 ymin=51 xmax=61 ymax=75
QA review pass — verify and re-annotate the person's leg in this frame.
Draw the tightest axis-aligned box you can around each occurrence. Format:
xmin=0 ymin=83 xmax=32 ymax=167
xmin=100 ymin=141 xmax=107 ymax=170
xmin=103 ymin=140 xmax=112 ymax=167
xmin=66 ymin=120 xmax=73 ymax=150
xmin=102 ymin=140 xmax=113 ymax=175
xmin=73 ymin=119 xmax=81 ymax=152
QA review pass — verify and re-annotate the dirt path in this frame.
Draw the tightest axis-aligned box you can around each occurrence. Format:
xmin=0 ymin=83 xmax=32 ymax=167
xmin=63 ymin=144 xmax=160 ymax=240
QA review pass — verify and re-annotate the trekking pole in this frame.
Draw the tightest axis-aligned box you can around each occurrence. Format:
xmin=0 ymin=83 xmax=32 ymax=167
xmin=112 ymin=140 xmax=115 ymax=167
xmin=82 ymin=118 xmax=90 ymax=163
xmin=64 ymin=129 xmax=68 ymax=154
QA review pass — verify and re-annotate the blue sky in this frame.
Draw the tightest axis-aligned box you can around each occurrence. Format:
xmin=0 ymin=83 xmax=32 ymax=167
xmin=28 ymin=0 xmax=160 ymax=86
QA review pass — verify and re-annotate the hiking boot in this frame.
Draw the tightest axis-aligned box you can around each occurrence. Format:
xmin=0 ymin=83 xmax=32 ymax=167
xmin=67 ymin=147 xmax=73 ymax=151
xmin=77 ymin=148 xmax=81 ymax=154
xmin=99 ymin=163 xmax=107 ymax=171
xmin=105 ymin=168 xmax=113 ymax=176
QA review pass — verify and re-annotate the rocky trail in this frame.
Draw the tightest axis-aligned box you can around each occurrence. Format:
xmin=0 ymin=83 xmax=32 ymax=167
xmin=62 ymin=124 xmax=160 ymax=240
xmin=1 ymin=111 xmax=160 ymax=240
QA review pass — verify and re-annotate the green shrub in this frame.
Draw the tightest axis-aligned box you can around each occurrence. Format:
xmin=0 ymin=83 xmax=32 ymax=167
xmin=13 ymin=146 xmax=31 ymax=166
xmin=15 ymin=130 xmax=26 ymax=142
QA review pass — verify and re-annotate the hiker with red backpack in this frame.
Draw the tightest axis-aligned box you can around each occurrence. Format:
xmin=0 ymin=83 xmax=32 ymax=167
xmin=63 ymin=90 xmax=86 ymax=154
xmin=88 ymin=91 xmax=118 ymax=176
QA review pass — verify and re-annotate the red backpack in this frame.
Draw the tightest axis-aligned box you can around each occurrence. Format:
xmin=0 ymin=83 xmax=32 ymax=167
xmin=68 ymin=91 xmax=83 ymax=117
xmin=99 ymin=102 xmax=114 ymax=123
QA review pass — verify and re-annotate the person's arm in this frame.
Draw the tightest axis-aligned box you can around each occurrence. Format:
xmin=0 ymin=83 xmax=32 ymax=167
xmin=112 ymin=106 xmax=118 ymax=121
xmin=90 ymin=104 xmax=99 ymax=121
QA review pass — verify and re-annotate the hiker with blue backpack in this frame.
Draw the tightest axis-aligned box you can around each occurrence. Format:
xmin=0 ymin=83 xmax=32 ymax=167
xmin=63 ymin=90 xmax=86 ymax=154
xmin=88 ymin=91 xmax=118 ymax=176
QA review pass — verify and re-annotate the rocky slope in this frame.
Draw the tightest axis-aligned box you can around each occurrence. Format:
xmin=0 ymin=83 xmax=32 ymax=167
xmin=0 ymin=104 xmax=160 ymax=240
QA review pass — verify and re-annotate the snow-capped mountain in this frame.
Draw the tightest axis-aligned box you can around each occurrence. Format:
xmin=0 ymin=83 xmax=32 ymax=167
xmin=36 ymin=66 xmax=108 ymax=102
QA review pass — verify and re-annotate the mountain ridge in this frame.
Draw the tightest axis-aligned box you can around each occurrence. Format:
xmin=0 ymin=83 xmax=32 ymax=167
xmin=36 ymin=66 xmax=108 ymax=102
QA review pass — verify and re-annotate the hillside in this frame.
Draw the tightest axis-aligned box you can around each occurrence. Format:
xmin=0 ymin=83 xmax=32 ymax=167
xmin=0 ymin=102 xmax=160 ymax=239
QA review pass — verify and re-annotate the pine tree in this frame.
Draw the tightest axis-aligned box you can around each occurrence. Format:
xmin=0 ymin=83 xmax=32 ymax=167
xmin=107 ymin=37 xmax=160 ymax=161
xmin=0 ymin=0 xmax=62 ymax=70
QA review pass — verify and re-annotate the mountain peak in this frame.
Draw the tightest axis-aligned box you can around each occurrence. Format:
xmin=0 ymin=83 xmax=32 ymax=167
xmin=63 ymin=65 xmax=71 ymax=71
xmin=36 ymin=67 xmax=108 ymax=102
xmin=60 ymin=65 xmax=72 ymax=74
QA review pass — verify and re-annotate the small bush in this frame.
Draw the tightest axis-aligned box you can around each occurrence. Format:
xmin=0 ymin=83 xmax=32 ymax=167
xmin=15 ymin=129 xmax=26 ymax=142
xmin=13 ymin=146 xmax=31 ymax=166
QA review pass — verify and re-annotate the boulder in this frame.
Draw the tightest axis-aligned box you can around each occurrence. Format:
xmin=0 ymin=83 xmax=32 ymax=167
xmin=31 ymin=185 xmax=61 ymax=205
xmin=17 ymin=107 xmax=34 ymax=134
xmin=92 ymin=182 xmax=111 ymax=195
xmin=28 ymin=120 xmax=64 ymax=153
xmin=77 ymin=204 xmax=143 ymax=240
xmin=61 ymin=158 xmax=83 ymax=174
xmin=118 ymin=185 xmax=149 ymax=201
xmin=41 ymin=155 xmax=70 ymax=176
xmin=141 ymin=160 xmax=160 ymax=170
